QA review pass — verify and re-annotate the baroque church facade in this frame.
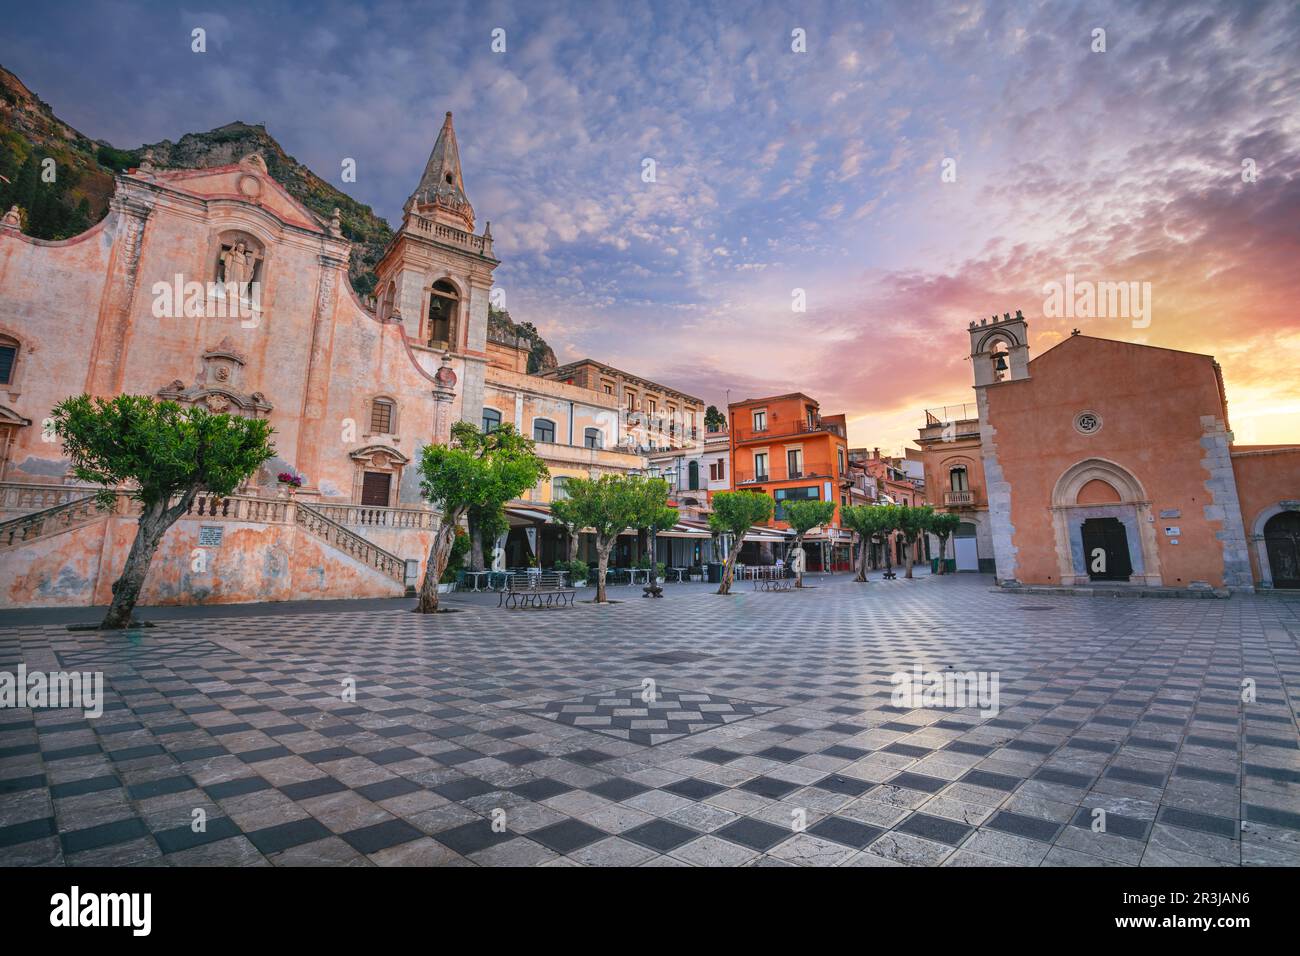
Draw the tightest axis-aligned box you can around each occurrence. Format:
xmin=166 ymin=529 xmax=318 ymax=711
xmin=0 ymin=113 xmax=651 ymax=606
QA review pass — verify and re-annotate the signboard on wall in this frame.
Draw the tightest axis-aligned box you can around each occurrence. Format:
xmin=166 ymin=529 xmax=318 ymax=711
xmin=197 ymin=526 xmax=224 ymax=548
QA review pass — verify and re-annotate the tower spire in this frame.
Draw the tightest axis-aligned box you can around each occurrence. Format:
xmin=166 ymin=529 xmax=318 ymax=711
xmin=408 ymin=111 xmax=474 ymax=231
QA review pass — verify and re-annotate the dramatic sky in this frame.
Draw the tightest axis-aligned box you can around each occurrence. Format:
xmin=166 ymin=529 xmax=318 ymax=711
xmin=4 ymin=0 xmax=1298 ymax=451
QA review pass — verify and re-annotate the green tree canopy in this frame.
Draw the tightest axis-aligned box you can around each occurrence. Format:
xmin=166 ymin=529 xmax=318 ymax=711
xmin=416 ymin=421 xmax=547 ymax=612
xmin=551 ymin=474 xmax=672 ymax=602
xmin=841 ymin=504 xmax=896 ymax=582
xmin=781 ymin=498 xmax=837 ymax=585
xmin=708 ymin=490 xmax=774 ymax=594
xmin=51 ymin=394 xmax=275 ymax=628
xmin=704 ymin=405 xmax=726 ymax=431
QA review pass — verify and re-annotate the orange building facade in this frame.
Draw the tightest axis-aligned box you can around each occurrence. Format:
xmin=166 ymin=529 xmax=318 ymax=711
xmin=916 ymin=313 xmax=1300 ymax=591
xmin=727 ymin=393 xmax=851 ymax=548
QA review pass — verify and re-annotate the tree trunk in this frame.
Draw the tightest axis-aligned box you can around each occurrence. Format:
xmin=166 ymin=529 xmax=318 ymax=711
xmin=595 ymin=539 xmax=612 ymax=603
xmin=789 ymin=532 xmax=804 ymax=587
xmin=468 ymin=512 xmax=484 ymax=571
xmin=417 ymin=516 xmax=460 ymax=613
xmin=937 ymin=535 xmax=948 ymax=574
xmin=904 ymin=534 xmax=915 ymax=579
xmin=854 ymin=535 xmax=869 ymax=582
xmin=567 ymin=529 xmax=578 ymax=563
xmin=648 ymin=530 xmax=659 ymax=585
xmin=101 ymin=494 xmax=192 ymax=630
xmin=717 ymin=533 xmax=745 ymax=595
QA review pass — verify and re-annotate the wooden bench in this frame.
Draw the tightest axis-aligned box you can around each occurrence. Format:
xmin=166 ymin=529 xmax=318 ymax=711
xmin=497 ymin=572 xmax=576 ymax=609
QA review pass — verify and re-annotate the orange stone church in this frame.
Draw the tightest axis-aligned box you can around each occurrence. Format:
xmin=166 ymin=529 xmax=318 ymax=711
xmin=917 ymin=312 xmax=1299 ymax=592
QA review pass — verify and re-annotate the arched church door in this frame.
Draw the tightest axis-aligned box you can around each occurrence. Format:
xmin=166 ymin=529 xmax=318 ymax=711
xmin=1081 ymin=517 xmax=1132 ymax=581
xmin=1265 ymin=512 xmax=1300 ymax=589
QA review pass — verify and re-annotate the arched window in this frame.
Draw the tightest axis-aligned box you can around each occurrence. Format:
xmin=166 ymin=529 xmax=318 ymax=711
xmin=688 ymin=460 xmax=700 ymax=490
xmin=949 ymin=466 xmax=969 ymax=491
xmin=482 ymin=407 xmax=502 ymax=433
xmin=583 ymin=427 xmax=602 ymax=449
xmin=370 ymin=398 xmax=395 ymax=435
xmin=533 ymin=418 xmax=555 ymax=443
xmin=428 ymin=279 xmax=459 ymax=348
xmin=379 ymin=282 xmax=396 ymax=322
xmin=0 ymin=336 xmax=18 ymax=386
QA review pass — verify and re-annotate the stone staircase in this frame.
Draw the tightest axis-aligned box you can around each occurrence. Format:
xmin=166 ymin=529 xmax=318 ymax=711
xmin=0 ymin=483 xmax=415 ymax=587
xmin=0 ymin=493 xmax=119 ymax=550
xmin=294 ymin=502 xmax=408 ymax=585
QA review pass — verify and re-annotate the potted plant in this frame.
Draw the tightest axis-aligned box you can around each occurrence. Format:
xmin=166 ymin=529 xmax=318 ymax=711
xmin=561 ymin=559 xmax=590 ymax=587
xmin=276 ymin=470 xmax=304 ymax=498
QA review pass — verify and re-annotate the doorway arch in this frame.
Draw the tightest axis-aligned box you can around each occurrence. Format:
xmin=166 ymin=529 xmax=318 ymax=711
xmin=1050 ymin=458 xmax=1162 ymax=586
xmin=1254 ymin=506 xmax=1300 ymax=589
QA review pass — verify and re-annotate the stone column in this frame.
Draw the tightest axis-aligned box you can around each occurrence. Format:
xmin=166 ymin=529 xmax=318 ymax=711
xmin=86 ymin=194 xmax=153 ymax=397
xmin=294 ymin=253 xmax=345 ymax=490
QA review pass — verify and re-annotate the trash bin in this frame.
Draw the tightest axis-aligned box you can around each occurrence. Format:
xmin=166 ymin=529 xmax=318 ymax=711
xmin=707 ymin=562 xmax=723 ymax=583
xmin=930 ymin=558 xmax=939 ymax=574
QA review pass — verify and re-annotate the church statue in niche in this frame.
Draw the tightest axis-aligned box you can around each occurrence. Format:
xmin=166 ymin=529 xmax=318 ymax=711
xmin=217 ymin=239 xmax=263 ymax=300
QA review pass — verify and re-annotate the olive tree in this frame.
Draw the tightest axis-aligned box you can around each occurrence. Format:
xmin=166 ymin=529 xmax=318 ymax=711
xmin=708 ymin=490 xmax=774 ymax=595
xmin=929 ymin=511 xmax=963 ymax=574
xmin=51 ymin=394 xmax=275 ymax=630
xmin=781 ymin=498 xmax=837 ymax=587
xmin=416 ymin=422 xmax=547 ymax=613
xmin=551 ymin=474 xmax=670 ymax=603
xmin=897 ymin=503 xmax=935 ymax=579
xmin=841 ymin=504 xmax=894 ymax=583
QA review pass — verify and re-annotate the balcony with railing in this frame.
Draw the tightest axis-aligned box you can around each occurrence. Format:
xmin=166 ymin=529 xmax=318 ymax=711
xmin=943 ymin=489 xmax=977 ymax=507
xmin=920 ymin=403 xmax=981 ymax=443
xmin=733 ymin=419 xmax=845 ymax=443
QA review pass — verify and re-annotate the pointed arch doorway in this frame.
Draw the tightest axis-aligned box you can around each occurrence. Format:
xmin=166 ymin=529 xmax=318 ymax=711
xmin=1051 ymin=458 xmax=1162 ymax=586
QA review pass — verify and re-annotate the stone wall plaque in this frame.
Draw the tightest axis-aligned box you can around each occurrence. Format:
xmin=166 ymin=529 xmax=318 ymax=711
xmin=198 ymin=526 xmax=224 ymax=547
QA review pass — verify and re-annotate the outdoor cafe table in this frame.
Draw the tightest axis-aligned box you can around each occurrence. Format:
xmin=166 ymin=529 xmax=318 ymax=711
xmin=463 ymin=570 xmax=490 ymax=592
xmin=668 ymin=567 xmax=688 ymax=583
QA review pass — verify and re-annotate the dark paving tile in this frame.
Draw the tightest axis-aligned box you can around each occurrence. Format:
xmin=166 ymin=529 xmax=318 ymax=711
xmin=280 ymin=777 xmax=348 ymax=800
xmin=127 ymin=775 xmax=196 ymax=800
xmin=509 ymin=778 xmax=574 ymax=802
xmin=889 ymin=772 xmax=948 ymax=794
xmin=205 ymin=776 xmax=273 ymax=799
xmin=808 ymin=816 xmax=883 ymax=849
xmin=662 ymin=778 xmax=726 ymax=800
xmin=586 ymin=778 xmax=651 ymax=802
xmin=960 ymin=769 xmax=1022 ymax=792
xmin=433 ymin=820 xmax=516 ymax=856
xmin=895 ymin=813 xmax=972 ymax=846
xmin=1157 ymin=807 xmax=1237 ymax=840
xmin=1069 ymin=806 xmax=1149 ymax=840
xmin=60 ymin=817 xmax=150 ymax=854
xmin=529 ymin=819 xmax=606 ymax=854
xmin=811 ymin=774 xmax=873 ymax=797
xmin=50 ymin=776 xmax=120 ymax=799
xmin=341 ymin=819 xmax=424 ymax=855
xmin=154 ymin=816 xmax=242 ymax=854
xmin=716 ymin=817 xmax=790 ymax=851
xmin=983 ymin=810 xmax=1062 ymax=843
xmin=0 ymin=817 xmax=57 ymax=848
xmin=356 ymin=778 xmax=422 ymax=802
xmin=623 ymin=819 xmax=699 ymax=852
xmin=247 ymin=818 xmax=333 ymax=854
xmin=737 ymin=776 xmax=801 ymax=800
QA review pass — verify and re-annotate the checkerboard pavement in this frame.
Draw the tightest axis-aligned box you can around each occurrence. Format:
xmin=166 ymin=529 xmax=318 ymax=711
xmin=2 ymin=574 xmax=1298 ymax=867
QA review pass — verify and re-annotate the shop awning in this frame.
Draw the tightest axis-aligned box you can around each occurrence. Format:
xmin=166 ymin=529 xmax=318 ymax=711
xmin=658 ymin=523 xmax=713 ymax=539
xmin=504 ymin=507 xmax=553 ymax=526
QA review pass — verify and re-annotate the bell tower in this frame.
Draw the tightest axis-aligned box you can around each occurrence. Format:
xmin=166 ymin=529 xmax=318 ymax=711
xmin=374 ymin=111 xmax=498 ymax=427
xmin=968 ymin=310 xmax=1030 ymax=387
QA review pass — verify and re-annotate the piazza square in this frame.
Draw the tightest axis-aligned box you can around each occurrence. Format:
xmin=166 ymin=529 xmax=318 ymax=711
xmin=2 ymin=572 xmax=1297 ymax=868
